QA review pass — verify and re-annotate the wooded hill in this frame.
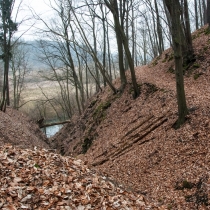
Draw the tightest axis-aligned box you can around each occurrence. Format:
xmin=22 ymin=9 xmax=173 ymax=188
xmin=0 ymin=25 xmax=210 ymax=210
xmin=50 ymin=26 xmax=210 ymax=209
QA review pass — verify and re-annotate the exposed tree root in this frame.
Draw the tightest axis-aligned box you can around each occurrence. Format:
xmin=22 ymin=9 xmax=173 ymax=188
xmin=121 ymin=115 xmax=154 ymax=140
xmin=92 ymin=114 xmax=170 ymax=166
xmin=112 ymin=117 xmax=168 ymax=159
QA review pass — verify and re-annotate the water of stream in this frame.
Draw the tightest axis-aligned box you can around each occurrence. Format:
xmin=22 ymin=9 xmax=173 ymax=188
xmin=42 ymin=124 xmax=63 ymax=138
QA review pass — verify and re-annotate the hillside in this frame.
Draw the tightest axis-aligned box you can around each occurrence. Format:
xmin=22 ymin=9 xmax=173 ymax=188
xmin=0 ymin=111 xmax=149 ymax=209
xmin=50 ymin=26 xmax=210 ymax=209
xmin=0 ymin=107 xmax=49 ymax=149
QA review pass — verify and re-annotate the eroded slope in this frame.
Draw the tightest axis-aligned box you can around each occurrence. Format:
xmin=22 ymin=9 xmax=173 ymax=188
xmin=51 ymin=26 xmax=210 ymax=209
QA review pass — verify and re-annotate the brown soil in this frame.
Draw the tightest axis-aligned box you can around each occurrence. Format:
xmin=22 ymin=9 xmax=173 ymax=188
xmin=51 ymin=26 xmax=210 ymax=209
xmin=0 ymin=107 xmax=49 ymax=149
xmin=1 ymin=26 xmax=210 ymax=209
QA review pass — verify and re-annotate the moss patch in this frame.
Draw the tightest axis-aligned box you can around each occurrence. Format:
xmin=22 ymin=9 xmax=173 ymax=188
xmin=168 ymin=66 xmax=175 ymax=74
xmin=93 ymin=101 xmax=111 ymax=122
xmin=88 ymin=99 xmax=97 ymax=108
xmin=152 ymin=60 xmax=158 ymax=66
xmin=168 ymin=53 xmax=174 ymax=61
xmin=203 ymin=46 xmax=208 ymax=52
xmin=175 ymin=180 xmax=194 ymax=190
xmin=192 ymin=63 xmax=200 ymax=69
xmin=205 ymin=27 xmax=210 ymax=35
xmin=193 ymin=72 xmax=203 ymax=80
xmin=144 ymin=83 xmax=158 ymax=96
xmin=129 ymin=83 xmax=142 ymax=97
xmin=82 ymin=137 xmax=93 ymax=154
xmin=151 ymin=55 xmax=161 ymax=66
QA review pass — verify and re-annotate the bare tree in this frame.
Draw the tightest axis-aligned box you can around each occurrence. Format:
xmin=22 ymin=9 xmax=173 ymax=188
xmin=182 ymin=0 xmax=194 ymax=69
xmin=155 ymin=0 xmax=164 ymax=54
xmin=102 ymin=0 xmax=127 ymax=92
xmin=164 ymin=0 xmax=189 ymax=129
xmin=104 ymin=0 xmax=140 ymax=98
xmin=207 ymin=0 xmax=210 ymax=30
xmin=70 ymin=2 xmax=117 ymax=94
xmin=10 ymin=40 xmax=30 ymax=109
xmin=194 ymin=0 xmax=199 ymax=29
xmin=0 ymin=0 xmax=18 ymax=111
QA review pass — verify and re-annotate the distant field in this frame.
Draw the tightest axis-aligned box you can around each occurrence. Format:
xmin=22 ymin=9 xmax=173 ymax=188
xmin=19 ymin=79 xmax=73 ymax=120
xmin=17 ymin=76 xmax=96 ymax=121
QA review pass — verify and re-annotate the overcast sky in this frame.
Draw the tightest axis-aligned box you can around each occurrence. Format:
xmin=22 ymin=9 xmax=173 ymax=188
xmin=14 ymin=0 xmax=55 ymax=40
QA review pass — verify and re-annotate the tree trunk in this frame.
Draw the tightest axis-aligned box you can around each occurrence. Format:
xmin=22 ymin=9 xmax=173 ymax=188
xmin=203 ymin=0 xmax=207 ymax=24
xmin=92 ymin=15 xmax=101 ymax=92
xmin=39 ymin=120 xmax=71 ymax=128
xmin=183 ymin=0 xmax=194 ymax=69
xmin=114 ymin=14 xmax=140 ymax=98
xmin=195 ymin=0 xmax=199 ymax=29
xmin=113 ymin=0 xmax=127 ymax=91
xmin=154 ymin=0 xmax=164 ymax=54
xmin=164 ymin=0 xmax=189 ymax=129
xmin=199 ymin=0 xmax=204 ymax=26
xmin=101 ymin=4 xmax=107 ymax=87
xmin=131 ymin=0 xmax=135 ymax=63
xmin=104 ymin=0 xmax=140 ymax=97
xmin=107 ymin=20 xmax=112 ymax=81
xmin=207 ymin=0 xmax=210 ymax=29
xmin=149 ymin=0 xmax=159 ymax=56
xmin=124 ymin=0 xmax=129 ymax=70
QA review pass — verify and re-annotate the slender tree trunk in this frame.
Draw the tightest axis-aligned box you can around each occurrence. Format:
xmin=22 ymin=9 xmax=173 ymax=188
xmin=154 ymin=0 xmax=164 ymax=54
xmin=107 ymin=20 xmax=112 ymax=81
xmin=74 ymin=77 xmax=81 ymax=115
xmin=85 ymin=61 xmax=89 ymax=100
xmin=164 ymin=0 xmax=189 ymax=129
xmin=75 ymin=50 xmax=85 ymax=111
xmin=1 ymin=69 xmax=7 ymax=111
xmin=114 ymin=14 xmax=140 ymax=98
xmin=106 ymin=0 xmax=139 ymax=97
xmin=195 ymin=0 xmax=199 ymax=29
xmin=101 ymin=4 xmax=107 ymax=87
xmin=124 ymin=0 xmax=129 ymax=70
xmin=143 ymin=30 xmax=147 ymax=65
xmin=131 ymin=1 xmax=135 ymax=62
xmin=92 ymin=15 xmax=100 ymax=92
xmin=1 ymin=39 xmax=10 ymax=110
xmin=199 ymin=0 xmax=204 ymax=26
xmin=207 ymin=0 xmax=210 ymax=29
xmin=150 ymin=1 xmax=159 ymax=56
xmin=65 ymin=38 xmax=82 ymax=114
xmin=183 ymin=0 xmax=194 ymax=68
xmin=112 ymin=1 xmax=127 ymax=91
xmin=203 ymin=0 xmax=207 ymax=24
xmin=144 ymin=15 xmax=157 ymax=58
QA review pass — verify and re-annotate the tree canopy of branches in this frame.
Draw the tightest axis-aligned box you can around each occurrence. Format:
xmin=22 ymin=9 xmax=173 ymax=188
xmin=22 ymin=0 xmax=210 ymax=127
xmin=104 ymin=0 xmax=140 ymax=98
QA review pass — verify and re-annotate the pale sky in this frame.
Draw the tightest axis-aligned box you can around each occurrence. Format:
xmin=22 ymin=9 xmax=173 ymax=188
xmin=14 ymin=0 xmax=55 ymax=40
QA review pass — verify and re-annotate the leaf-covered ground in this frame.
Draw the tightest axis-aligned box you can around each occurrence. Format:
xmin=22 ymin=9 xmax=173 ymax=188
xmin=51 ymin=26 xmax=210 ymax=209
xmin=0 ymin=144 xmax=147 ymax=209
xmin=1 ymin=26 xmax=210 ymax=209
xmin=0 ymin=107 xmax=49 ymax=149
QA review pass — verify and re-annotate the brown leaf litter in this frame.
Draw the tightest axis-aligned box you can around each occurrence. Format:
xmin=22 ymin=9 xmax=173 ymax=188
xmin=0 ymin=107 xmax=49 ymax=149
xmin=50 ymin=26 xmax=210 ymax=209
xmin=1 ymin=26 xmax=210 ymax=209
xmin=0 ymin=144 xmax=148 ymax=209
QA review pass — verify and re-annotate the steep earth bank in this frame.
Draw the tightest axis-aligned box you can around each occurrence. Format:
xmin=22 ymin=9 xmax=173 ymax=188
xmin=51 ymin=26 xmax=210 ymax=209
xmin=0 ymin=107 xmax=49 ymax=149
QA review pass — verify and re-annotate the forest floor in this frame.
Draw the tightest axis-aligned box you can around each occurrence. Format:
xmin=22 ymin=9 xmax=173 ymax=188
xmin=51 ymin=26 xmax=210 ymax=209
xmin=0 ymin=107 xmax=49 ymax=150
xmin=1 ymin=26 xmax=210 ymax=209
